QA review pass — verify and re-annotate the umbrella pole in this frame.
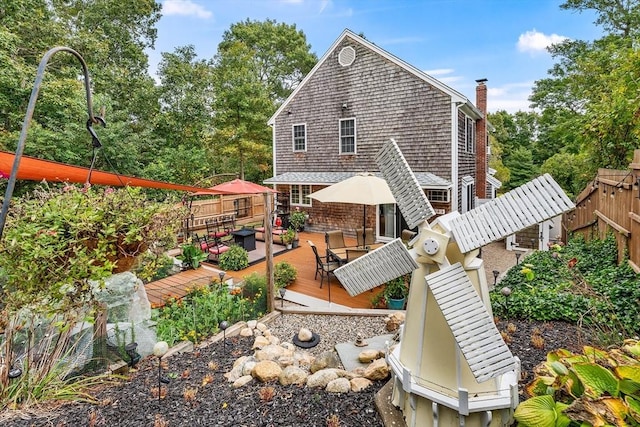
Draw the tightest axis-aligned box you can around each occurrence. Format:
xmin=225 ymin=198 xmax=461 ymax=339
xmin=362 ymin=205 xmax=366 ymax=247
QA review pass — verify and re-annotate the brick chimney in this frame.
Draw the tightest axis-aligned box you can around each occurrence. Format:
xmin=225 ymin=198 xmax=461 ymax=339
xmin=475 ymin=79 xmax=488 ymax=199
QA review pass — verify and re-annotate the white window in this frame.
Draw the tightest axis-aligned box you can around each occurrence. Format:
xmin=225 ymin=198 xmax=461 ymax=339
xmin=339 ymin=118 xmax=356 ymax=154
xmin=290 ymin=184 xmax=311 ymax=206
xmin=292 ymin=124 xmax=306 ymax=151
xmin=465 ymin=117 xmax=475 ymax=153
xmin=426 ymin=189 xmax=450 ymax=202
xmin=461 ymin=176 xmax=475 ymax=213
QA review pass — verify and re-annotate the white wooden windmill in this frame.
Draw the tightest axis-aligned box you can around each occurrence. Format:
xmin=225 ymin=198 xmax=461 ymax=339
xmin=334 ymin=139 xmax=575 ymax=427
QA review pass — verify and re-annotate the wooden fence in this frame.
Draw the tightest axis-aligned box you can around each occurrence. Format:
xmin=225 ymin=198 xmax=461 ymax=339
xmin=563 ymin=150 xmax=640 ymax=272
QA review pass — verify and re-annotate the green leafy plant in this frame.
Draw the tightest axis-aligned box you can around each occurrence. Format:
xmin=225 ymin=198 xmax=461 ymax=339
xmin=274 ymin=261 xmax=297 ymax=289
xmin=289 ymin=209 xmax=307 ymax=231
xmin=176 ymin=242 xmax=208 ymax=270
xmin=515 ymin=340 xmax=640 ymax=427
xmin=281 ymin=228 xmax=296 ymax=245
xmin=383 ymin=274 xmax=409 ymax=300
xmin=218 ymin=245 xmax=249 ymax=271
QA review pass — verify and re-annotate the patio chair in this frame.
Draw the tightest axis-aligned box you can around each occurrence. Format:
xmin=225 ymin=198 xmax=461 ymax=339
xmin=355 ymin=227 xmax=375 ymax=248
xmin=346 ymin=247 xmax=369 ymax=262
xmin=194 ymin=233 xmax=229 ymax=263
xmin=308 ymin=240 xmax=339 ymax=288
xmin=206 ymin=218 xmax=228 ymax=240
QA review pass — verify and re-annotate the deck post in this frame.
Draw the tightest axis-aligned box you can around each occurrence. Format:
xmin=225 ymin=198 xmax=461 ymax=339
xmin=264 ymin=191 xmax=275 ymax=312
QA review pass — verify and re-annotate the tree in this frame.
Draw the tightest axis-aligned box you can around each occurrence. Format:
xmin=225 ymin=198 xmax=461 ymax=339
xmin=504 ymin=147 xmax=538 ymax=190
xmin=212 ymin=20 xmax=317 ymax=180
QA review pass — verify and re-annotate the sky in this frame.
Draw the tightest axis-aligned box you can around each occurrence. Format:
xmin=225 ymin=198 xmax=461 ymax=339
xmin=149 ymin=0 xmax=602 ymax=113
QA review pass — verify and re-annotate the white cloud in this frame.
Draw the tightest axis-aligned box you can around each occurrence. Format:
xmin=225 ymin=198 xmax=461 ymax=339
xmin=162 ymin=0 xmax=212 ymax=19
xmin=517 ymin=29 xmax=568 ymax=53
xmin=487 ymin=82 xmax=535 ymax=113
xmin=425 ymin=68 xmax=455 ymax=76
xmin=319 ymin=0 xmax=331 ymax=13
xmin=424 ymin=68 xmax=463 ymax=85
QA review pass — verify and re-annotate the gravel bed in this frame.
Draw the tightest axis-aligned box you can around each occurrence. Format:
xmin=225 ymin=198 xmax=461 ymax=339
xmin=262 ymin=312 xmax=392 ymax=358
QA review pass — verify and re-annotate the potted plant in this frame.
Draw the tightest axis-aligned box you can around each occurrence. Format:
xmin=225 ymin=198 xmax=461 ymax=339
xmin=176 ymin=242 xmax=208 ymax=270
xmin=282 ymin=228 xmax=296 ymax=249
xmin=289 ymin=208 xmax=307 ymax=232
xmin=383 ymin=274 xmax=410 ymax=309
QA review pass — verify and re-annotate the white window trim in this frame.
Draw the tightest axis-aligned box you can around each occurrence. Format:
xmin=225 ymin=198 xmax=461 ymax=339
xmin=290 ymin=184 xmax=312 ymax=207
xmin=426 ymin=189 xmax=450 ymax=203
xmin=465 ymin=116 xmax=475 ymax=153
xmin=461 ymin=176 xmax=475 ymax=213
xmin=339 ymin=118 xmax=357 ymax=154
xmin=292 ymin=123 xmax=307 ymax=152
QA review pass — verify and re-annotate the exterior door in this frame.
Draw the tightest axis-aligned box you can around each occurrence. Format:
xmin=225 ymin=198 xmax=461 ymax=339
xmin=378 ymin=204 xmax=396 ymax=241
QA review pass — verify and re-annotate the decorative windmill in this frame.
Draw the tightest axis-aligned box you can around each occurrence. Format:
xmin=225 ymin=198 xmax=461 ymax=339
xmin=334 ymin=139 xmax=575 ymax=427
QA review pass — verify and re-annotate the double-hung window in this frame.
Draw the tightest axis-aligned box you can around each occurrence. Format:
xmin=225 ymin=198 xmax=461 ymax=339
xmin=293 ymin=124 xmax=306 ymax=152
xmin=290 ymin=184 xmax=311 ymax=207
xmin=339 ymin=118 xmax=356 ymax=154
xmin=465 ymin=117 xmax=475 ymax=153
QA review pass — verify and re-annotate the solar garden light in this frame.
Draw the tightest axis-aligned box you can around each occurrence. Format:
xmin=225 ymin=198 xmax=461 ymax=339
xmin=279 ymin=287 xmax=286 ymax=309
xmin=492 ymin=270 xmax=500 ymax=287
xmin=153 ymin=341 xmax=169 ymax=407
xmin=501 ymin=286 xmax=512 ymax=319
xmin=515 ymin=252 xmax=521 ymax=265
xmin=219 ymin=320 xmax=229 ymax=352
xmin=124 ymin=342 xmax=141 ymax=367
xmin=7 ymin=361 xmax=22 ymax=379
xmin=218 ymin=271 xmax=225 ymax=285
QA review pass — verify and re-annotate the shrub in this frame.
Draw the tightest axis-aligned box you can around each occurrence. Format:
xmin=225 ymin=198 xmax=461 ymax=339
xmin=218 ymin=245 xmax=249 ymax=271
xmin=241 ymin=273 xmax=267 ymax=316
xmin=274 ymin=261 xmax=297 ymax=289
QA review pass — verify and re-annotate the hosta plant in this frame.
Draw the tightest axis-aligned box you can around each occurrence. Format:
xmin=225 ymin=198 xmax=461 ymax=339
xmin=514 ymin=339 xmax=640 ymax=427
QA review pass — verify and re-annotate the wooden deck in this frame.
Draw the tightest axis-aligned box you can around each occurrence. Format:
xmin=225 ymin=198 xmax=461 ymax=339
xmin=145 ymin=231 xmax=384 ymax=309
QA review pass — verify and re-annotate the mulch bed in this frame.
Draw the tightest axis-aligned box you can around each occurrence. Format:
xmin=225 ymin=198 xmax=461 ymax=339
xmin=2 ymin=319 xmax=597 ymax=427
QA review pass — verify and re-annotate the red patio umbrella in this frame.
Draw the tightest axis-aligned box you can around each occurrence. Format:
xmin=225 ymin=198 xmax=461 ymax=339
xmin=192 ymin=178 xmax=277 ymax=195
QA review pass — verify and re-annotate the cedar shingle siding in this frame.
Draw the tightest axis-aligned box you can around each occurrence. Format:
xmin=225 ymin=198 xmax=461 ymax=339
xmin=273 ymin=36 xmax=454 ymax=180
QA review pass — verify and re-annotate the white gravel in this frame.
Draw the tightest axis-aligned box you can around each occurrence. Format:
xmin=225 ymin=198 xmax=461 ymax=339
xmin=264 ymin=313 xmax=390 ymax=357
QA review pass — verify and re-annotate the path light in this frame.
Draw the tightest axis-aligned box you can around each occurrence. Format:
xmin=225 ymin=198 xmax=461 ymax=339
xmin=501 ymin=286 xmax=512 ymax=320
xmin=492 ymin=270 xmax=500 ymax=287
xmin=124 ymin=342 xmax=141 ymax=367
xmin=8 ymin=366 xmax=22 ymax=379
xmin=153 ymin=341 xmax=169 ymax=407
xmin=279 ymin=287 xmax=286 ymax=309
xmin=219 ymin=320 xmax=229 ymax=352
xmin=218 ymin=271 xmax=225 ymax=284
xmin=515 ymin=252 xmax=521 ymax=265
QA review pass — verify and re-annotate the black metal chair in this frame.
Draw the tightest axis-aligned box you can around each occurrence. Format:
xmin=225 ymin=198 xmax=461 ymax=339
xmin=308 ymin=240 xmax=339 ymax=288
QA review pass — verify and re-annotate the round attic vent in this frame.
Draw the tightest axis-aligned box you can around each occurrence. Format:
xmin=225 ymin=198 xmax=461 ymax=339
xmin=338 ymin=46 xmax=356 ymax=66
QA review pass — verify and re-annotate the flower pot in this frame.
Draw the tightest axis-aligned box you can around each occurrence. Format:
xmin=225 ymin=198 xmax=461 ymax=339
xmin=386 ymin=297 xmax=406 ymax=310
xmin=286 ymin=244 xmax=292 ymax=250
xmin=292 ymin=239 xmax=299 ymax=249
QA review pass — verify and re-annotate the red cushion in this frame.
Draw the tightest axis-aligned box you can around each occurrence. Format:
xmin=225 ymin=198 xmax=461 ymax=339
xmin=208 ymin=245 xmax=230 ymax=255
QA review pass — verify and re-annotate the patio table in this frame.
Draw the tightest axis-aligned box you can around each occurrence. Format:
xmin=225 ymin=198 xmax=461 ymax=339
xmin=328 ymin=243 xmax=383 ymax=265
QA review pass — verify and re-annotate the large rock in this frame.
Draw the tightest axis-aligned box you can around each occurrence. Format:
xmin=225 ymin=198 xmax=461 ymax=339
xmin=297 ymin=328 xmax=313 ymax=342
xmin=252 ymin=360 xmax=282 ymax=382
xmin=358 ymin=349 xmax=384 ymax=363
xmin=310 ymin=351 xmax=340 ymax=373
xmin=306 ymin=368 xmax=339 ymax=388
xmin=350 ymin=377 xmax=373 ymax=392
xmin=232 ymin=375 xmax=253 ymax=388
xmin=363 ymin=358 xmax=390 ymax=380
xmin=279 ymin=365 xmax=308 ymax=386
xmin=256 ymin=322 xmax=268 ymax=332
xmin=252 ymin=336 xmax=270 ymax=349
xmin=326 ymin=377 xmax=351 ymax=393
xmin=247 ymin=320 xmax=258 ymax=329
xmin=385 ymin=312 xmax=406 ymax=332
xmin=239 ymin=327 xmax=253 ymax=337
xmin=254 ymin=344 xmax=285 ymax=361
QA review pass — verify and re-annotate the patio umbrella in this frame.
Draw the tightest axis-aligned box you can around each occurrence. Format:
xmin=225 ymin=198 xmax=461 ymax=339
xmin=309 ymin=172 xmax=396 ymax=244
xmin=192 ymin=178 xmax=277 ymax=195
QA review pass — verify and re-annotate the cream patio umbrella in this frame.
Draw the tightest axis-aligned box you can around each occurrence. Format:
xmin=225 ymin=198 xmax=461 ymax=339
xmin=309 ymin=172 xmax=396 ymax=245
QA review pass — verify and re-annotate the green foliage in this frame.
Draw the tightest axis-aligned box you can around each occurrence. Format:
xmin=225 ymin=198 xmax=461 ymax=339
xmin=281 ymin=228 xmax=296 ymax=245
xmin=176 ymin=242 xmax=208 ymax=270
xmin=289 ymin=210 xmax=307 ymax=231
xmin=515 ymin=340 xmax=640 ymax=427
xmin=0 ymin=184 xmax=186 ymax=311
xmin=383 ymin=274 xmax=410 ymax=300
xmin=153 ymin=281 xmax=261 ymax=346
xmin=241 ymin=273 xmax=268 ymax=316
xmin=490 ymin=234 xmax=640 ymax=340
xmin=133 ymin=252 xmax=177 ymax=283
xmin=218 ymin=245 xmax=249 ymax=271
xmin=274 ymin=261 xmax=297 ymax=289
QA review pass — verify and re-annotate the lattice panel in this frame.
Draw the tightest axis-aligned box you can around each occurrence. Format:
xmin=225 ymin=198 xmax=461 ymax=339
xmin=450 ymin=174 xmax=575 ymax=253
xmin=426 ymin=263 xmax=516 ymax=382
xmin=334 ymin=239 xmax=418 ymax=297
xmin=375 ymin=139 xmax=435 ymax=229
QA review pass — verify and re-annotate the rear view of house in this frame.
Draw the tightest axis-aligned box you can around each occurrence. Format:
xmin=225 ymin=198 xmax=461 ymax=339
xmin=265 ymin=29 xmax=495 ymax=241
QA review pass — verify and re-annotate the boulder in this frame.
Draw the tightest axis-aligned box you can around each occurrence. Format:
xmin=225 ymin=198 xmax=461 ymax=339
xmin=385 ymin=312 xmax=406 ymax=332
xmin=232 ymin=375 xmax=253 ymax=388
xmin=297 ymin=328 xmax=313 ymax=342
xmin=306 ymin=369 xmax=339 ymax=388
xmin=252 ymin=360 xmax=282 ymax=382
xmin=252 ymin=336 xmax=270 ymax=349
xmin=350 ymin=377 xmax=373 ymax=392
xmin=239 ymin=327 xmax=253 ymax=337
xmin=279 ymin=365 xmax=308 ymax=386
xmin=254 ymin=344 xmax=285 ymax=361
xmin=247 ymin=320 xmax=258 ymax=329
xmin=310 ymin=351 xmax=340 ymax=373
xmin=363 ymin=358 xmax=390 ymax=381
xmin=358 ymin=349 xmax=384 ymax=363
xmin=326 ymin=377 xmax=350 ymax=393
xmin=256 ymin=322 xmax=268 ymax=332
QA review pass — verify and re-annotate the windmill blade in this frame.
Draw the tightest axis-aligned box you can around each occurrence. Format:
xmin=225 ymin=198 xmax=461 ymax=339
xmin=334 ymin=239 xmax=418 ymax=297
xmin=375 ymin=139 xmax=435 ymax=229
xmin=426 ymin=263 xmax=516 ymax=382
xmin=449 ymin=173 xmax=575 ymax=254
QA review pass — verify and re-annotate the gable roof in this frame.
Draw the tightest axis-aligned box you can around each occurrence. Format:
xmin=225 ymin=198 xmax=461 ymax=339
xmin=264 ymin=171 xmax=451 ymax=189
xmin=268 ymin=28 xmax=482 ymax=126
